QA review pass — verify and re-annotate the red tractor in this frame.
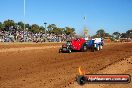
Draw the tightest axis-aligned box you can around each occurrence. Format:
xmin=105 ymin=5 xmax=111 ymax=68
xmin=59 ymin=38 xmax=87 ymax=53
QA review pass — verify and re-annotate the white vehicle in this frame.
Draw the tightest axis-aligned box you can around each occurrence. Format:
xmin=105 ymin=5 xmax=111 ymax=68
xmin=92 ymin=38 xmax=104 ymax=51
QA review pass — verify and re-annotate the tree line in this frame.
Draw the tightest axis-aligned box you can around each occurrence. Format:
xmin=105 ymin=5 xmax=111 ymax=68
xmin=0 ymin=19 xmax=132 ymax=39
xmin=0 ymin=19 xmax=75 ymax=35
xmin=92 ymin=29 xmax=132 ymax=40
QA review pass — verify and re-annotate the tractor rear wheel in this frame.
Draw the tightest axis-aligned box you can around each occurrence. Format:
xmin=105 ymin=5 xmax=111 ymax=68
xmin=91 ymin=46 xmax=95 ymax=52
xmin=81 ymin=45 xmax=87 ymax=52
xmin=96 ymin=45 xmax=100 ymax=51
xmin=99 ymin=45 xmax=103 ymax=50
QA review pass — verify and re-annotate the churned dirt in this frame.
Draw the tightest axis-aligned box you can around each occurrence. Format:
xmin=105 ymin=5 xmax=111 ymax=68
xmin=67 ymin=55 xmax=132 ymax=88
xmin=0 ymin=42 xmax=132 ymax=88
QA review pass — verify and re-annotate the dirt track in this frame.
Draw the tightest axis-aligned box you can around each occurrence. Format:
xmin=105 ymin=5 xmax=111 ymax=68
xmin=0 ymin=42 xmax=132 ymax=88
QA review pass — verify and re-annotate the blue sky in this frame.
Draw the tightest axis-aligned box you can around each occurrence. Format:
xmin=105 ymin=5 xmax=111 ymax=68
xmin=0 ymin=0 xmax=132 ymax=35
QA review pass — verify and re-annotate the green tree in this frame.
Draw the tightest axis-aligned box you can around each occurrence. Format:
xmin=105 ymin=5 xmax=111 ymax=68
xmin=65 ymin=27 xmax=75 ymax=35
xmin=52 ymin=28 xmax=61 ymax=34
xmin=105 ymin=33 xmax=111 ymax=37
xmin=17 ymin=21 xmax=24 ymax=30
xmin=57 ymin=28 xmax=65 ymax=34
xmin=25 ymin=24 xmax=30 ymax=29
xmin=120 ymin=33 xmax=127 ymax=38
xmin=126 ymin=29 xmax=132 ymax=38
xmin=112 ymin=32 xmax=120 ymax=39
xmin=59 ymin=28 xmax=65 ymax=34
xmin=39 ymin=26 xmax=45 ymax=33
xmin=0 ymin=22 xmax=3 ymax=30
xmin=47 ymin=24 xmax=57 ymax=33
xmin=29 ymin=24 xmax=40 ymax=33
xmin=47 ymin=24 xmax=66 ymax=34
xmin=96 ymin=29 xmax=105 ymax=37
xmin=3 ymin=19 xmax=15 ymax=31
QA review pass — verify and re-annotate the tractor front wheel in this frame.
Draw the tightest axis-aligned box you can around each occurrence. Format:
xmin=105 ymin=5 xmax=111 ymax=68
xmin=96 ymin=45 xmax=100 ymax=51
xmin=91 ymin=46 xmax=95 ymax=52
xmin=99 ymin=45 xmax=103 ymax=50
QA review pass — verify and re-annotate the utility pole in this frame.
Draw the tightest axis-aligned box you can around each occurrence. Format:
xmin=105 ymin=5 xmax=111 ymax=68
xmin=23 ymin=0 xmax=26 ymax=42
